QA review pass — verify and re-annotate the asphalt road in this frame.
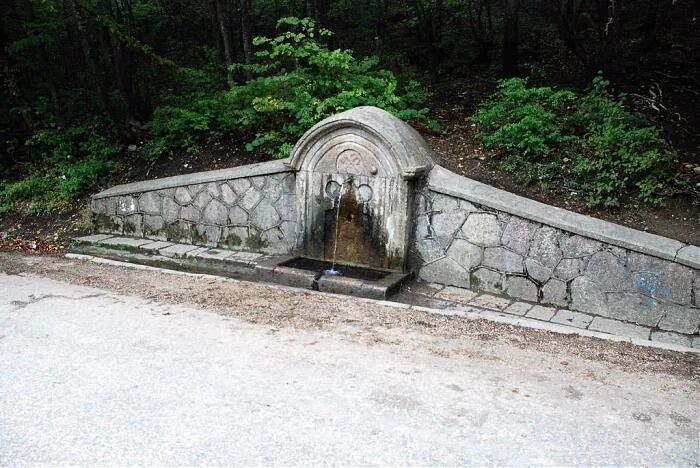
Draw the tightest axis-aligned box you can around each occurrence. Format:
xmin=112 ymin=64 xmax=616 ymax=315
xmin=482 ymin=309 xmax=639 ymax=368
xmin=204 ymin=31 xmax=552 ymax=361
xmin=0 ymin=271 xmax=697 ymax=466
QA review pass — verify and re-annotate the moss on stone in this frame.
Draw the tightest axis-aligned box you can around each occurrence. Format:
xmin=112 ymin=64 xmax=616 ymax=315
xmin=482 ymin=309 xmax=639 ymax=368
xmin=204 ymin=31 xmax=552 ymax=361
xmin=246 ymin=232 xmax=269 ymax=250
xmin=223 ymin=232 xmax=242 ymax=248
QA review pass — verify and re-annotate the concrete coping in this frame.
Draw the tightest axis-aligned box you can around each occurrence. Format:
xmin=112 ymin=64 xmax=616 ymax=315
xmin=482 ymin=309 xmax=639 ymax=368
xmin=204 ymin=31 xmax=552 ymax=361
xmin=93 ymin=159 xmax=291 ymax=199
xmin=427 ymin=165 xmax=699 ymax=269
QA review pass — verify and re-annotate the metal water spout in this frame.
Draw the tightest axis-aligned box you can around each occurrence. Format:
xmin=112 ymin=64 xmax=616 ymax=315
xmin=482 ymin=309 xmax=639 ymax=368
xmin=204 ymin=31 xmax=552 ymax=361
xmin=325 ymin=177 xmax=353 ymax=276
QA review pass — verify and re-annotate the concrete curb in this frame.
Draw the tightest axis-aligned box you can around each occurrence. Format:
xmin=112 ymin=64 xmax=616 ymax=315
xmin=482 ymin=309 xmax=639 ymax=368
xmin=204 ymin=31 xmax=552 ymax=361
xmin=65 ymin=253 xmax=698 ymax=354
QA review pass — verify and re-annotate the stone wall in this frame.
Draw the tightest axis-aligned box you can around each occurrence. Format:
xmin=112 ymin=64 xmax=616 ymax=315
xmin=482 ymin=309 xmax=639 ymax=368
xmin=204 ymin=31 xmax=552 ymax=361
xmin=92 ymin=161 xmax=296 ymax=254
xmin=411 ymin=166 xmax=699 ymax=336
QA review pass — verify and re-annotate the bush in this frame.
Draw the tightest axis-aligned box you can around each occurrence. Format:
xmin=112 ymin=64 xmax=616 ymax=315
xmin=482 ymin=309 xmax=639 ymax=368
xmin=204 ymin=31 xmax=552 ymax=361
xmin=0 ymin=122 xmax=120 ymax=214
xmin=147 ymin=17 xmax=437 ymax=160
xmin=470 ymin=75 xmax=675 ymax=207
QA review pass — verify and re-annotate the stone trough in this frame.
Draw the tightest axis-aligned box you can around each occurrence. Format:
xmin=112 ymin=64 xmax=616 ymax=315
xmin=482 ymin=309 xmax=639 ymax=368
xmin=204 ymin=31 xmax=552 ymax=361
xmin=78 ymin=106 xmax=700 ymax=343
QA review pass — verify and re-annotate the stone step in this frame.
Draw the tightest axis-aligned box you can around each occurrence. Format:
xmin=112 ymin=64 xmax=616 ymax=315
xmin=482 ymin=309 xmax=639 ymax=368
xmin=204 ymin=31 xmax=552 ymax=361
xmin=71 ymin=235 xmax=411 ymax=300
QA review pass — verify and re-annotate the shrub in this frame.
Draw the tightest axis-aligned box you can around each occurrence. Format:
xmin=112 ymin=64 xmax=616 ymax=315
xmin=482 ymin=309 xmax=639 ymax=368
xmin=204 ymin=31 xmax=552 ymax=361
xmin=470 ymin=75 xmax=675 ymax=207
xmin=0 ymin=122 xmax=120 ymax=214
xmin=147 ymin=17 xmax=436 ymax=160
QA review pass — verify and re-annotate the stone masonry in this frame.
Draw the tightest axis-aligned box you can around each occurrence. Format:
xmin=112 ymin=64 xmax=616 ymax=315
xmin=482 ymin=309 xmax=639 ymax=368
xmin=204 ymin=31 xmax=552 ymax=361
xmin=92 ymin=171 xmax=296 ymax=254
xmin=411 ymin=189 xmax=700 ymax=337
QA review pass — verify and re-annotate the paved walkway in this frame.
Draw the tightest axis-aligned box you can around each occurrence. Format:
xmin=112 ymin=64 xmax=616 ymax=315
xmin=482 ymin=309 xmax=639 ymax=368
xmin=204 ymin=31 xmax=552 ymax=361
xmin=1 ymin=272 xmax=697 ymax=466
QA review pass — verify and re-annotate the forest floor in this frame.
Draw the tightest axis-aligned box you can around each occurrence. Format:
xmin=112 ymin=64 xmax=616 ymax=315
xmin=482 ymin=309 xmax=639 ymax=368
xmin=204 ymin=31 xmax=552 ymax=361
xmin=1 ymin=73 xmax=699 ymax=254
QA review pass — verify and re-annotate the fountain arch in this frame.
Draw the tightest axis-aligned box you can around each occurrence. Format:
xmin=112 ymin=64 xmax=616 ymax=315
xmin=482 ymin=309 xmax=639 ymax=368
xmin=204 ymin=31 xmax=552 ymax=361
xmin=287 ymin=106 xmax=436 ymax=270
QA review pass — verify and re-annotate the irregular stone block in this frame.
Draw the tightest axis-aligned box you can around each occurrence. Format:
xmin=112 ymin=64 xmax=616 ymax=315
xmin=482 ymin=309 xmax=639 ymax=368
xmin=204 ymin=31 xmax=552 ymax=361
xmin=570 ymin=276 xmax=606 ymax=315
xmin=551 ymin=309 xmax=593 ymax=329
xmin=163 ymin=220 xmax=192 ymax=243
xmin=585 ymin=251 xmax=631 ymax=291
xmin=553 ymin=258 xmax=582 ymax=281
xmin=458 ymin=199 xmax=477 ymax=213
xmin=603 ymin=292 xmax=664 ymax=327
xmin=180 ymin=205 xmax=200 ymax=223
xmin=432 ymin=210 xmax=467 ymax=248
xmin=193 ymin=190 xmax=212 ymax=210
xmin=528 ymin=226 xmax=562 ymax=268
xmin=143 ymin=215 xmax=164 ymax=238
xmin=694 ymin=271 xmax=699 ymax=307
xmin=446 ymin=238 xmax=482 ymax=270
xmin=657 ymin=304 xmax=700 ymax=334
xmin=413 ymin=215 xmax=445 ymax=264
xmin=261 ymin=227 xmax=288 ymax=254
xmin=174 ymin=187 xmax=193 ymax=205
xmin=202 ymin=199 xmax=228 ymax=225
xmin=561 ymin=235 xmax=601 ymax=257
xmin=501 ymin=217 xmax=538 ymax=256
xmin=117 ymin=196 xmax=138 ymax=215
xmin=461 ymin=213 xmax=502 ymax=247
xmin=483 ymin=247 xmax=524 ymax=273
xmin=205 ymin=182 xmax=220 ymax=198
xmin=250 ymin=175 xmax=266 ymax=190
xmin=280 ymin=221 xmax=296 ymax=244
xmin=431 ymin=193 xmax=460 ymax=212
xmin=524 ymin=258 xmax=553 ymax=283
xmin=505 ymin=276 xmax=538 ymax=301
xmin=240 ymin=188 xmax=263 ymax=211
xmin=628 ymin=252 xmax=694 ymax=305
xmin=229 ymin=206 xmax=249 ymax=225
xmin=122 ymin=214 xmax=143 ymax=236
xmin=251 ymin=200 xmax=281 ymax=231
xmin=588 ymin=317 xmax=650 ymax=340
xmin=541 ymin=279 xmax=568 ymax=307
xmin=220 ymin=226 xmax=248 ymax=249
xmin=230 ymin=178 xmax=251 ymax=195
xmin=138 ymin=192 xmax=161 ymax=215
xmin=471 ymin=267 xmax=504 ymax=294
xmin=220 ymin=183 xmax=237 ymax=205
xmin=525 ymin=305 xmax=556 ymax=321
xmin=91 ymin=198 xmax=107 ymax=214
xmin=193 ymin=224 xmax=220 ymax=246
xmin=161 ymin=197 xmax=180 ymax=223
xmin=419 ymin=257 xmax=470 ymax=288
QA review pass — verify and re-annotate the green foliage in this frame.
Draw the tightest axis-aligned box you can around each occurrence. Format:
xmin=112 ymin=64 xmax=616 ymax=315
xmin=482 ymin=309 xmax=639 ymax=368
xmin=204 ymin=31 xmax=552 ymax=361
xmin=147 ymin=17 xmax=436 ymax=160
xmin=0 ymin=122 xmax=120 ymax=214
xmin=470 ymin=75 xmax=674 ymax=207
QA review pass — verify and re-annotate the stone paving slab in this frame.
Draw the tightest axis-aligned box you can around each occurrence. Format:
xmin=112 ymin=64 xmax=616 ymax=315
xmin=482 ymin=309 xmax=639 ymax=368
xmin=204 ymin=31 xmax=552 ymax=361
xmin=140 ymin=241 xmax=174 ymax=253
xmin=183 ymin=247 xmax=210 ymax=258
xmin=158 ymin=244 xmax=201 ymax=258
xmin=589 ymin=317 xmax=651 ymax=341
xmin=551 ymin=310 xmax=593 ymax=329
xmin=194 ymin=249 xmax=235 ymax=261
xmin=469 ymin=294 xmax=511 ymax=311
xmin=101 ymin=237 xmax=154 ymax=248
xmin=503 ymin=302 xmax=532 ymax=316
xmin=74 ymin=234 xmax=114 ymax=243
xmin=651 ymin=331 xmax=692 ymax=348
xmin=229 ymin=252 xmax=264 ymax=264
xmin=525 ymin=305 xmax=557 ymax=321
xmin=434 ymin=286 xmax=478 ymax=304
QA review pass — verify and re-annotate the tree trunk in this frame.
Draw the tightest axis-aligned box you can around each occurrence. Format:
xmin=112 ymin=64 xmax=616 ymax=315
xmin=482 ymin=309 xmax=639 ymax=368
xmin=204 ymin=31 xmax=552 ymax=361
xmin=240 ymin=0 xmax=253 ymax=80
xmin=215 ymin=0 xmax=236 ymax=88
xmin=502 ymin=0 xmax=519 ymax=77
xmin=64 ymin=0 xmax=112 ymax=113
